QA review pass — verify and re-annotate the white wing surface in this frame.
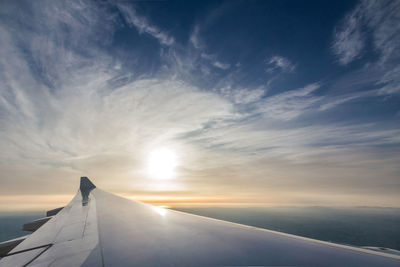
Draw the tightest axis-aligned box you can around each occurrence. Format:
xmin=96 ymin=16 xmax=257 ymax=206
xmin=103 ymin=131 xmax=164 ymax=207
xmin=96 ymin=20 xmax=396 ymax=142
xmin=1 ymin=177 xmax=399 ymax=266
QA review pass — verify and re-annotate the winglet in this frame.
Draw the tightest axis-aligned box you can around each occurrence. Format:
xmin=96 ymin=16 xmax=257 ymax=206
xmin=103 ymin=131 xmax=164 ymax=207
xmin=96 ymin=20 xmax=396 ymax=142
xmin=80 ymin=176 xmax=96 ymax=191
xmin=80 ymin=177 xmax=96 ymax=206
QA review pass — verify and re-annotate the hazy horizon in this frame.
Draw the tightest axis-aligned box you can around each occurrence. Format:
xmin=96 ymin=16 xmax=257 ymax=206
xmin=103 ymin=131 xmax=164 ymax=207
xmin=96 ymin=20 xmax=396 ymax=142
xmin=1 ymin=191 xmax=400 ymax=212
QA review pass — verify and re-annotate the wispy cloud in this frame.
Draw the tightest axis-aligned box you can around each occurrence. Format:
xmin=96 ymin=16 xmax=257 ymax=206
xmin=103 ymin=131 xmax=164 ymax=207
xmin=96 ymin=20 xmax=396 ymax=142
xmin=266 ymin=56 xmax=296 ymax=73
xmin=257 ymin=83 xmax=320 ymax=120
xmin=330 ymin=0 xmax=400 ymax=107
xmin=218 ymin=85 xmax=265 ymax=105
xmin=332 ymin=0 xmax=400 ymax=65
xmin=318 ymin=89 xmax=378 ymax=111
xmin=377 ymin=65 xmax=400 ymax=94
xmin=0 ymin=1 xmax=241 ymax=197
xmin=332 ymin=5 xmax=365 ymax=65
xmin=117 ymin=3 xmax=174 ymax=46
xmin=200 ymin=53 xmax=231 ymax=70
xmin=189 ymin=25 xmax=202 ymax=49
xmin=213 ymin=60 xmax=231 ymax=70
xmin=362 ymin=0 xmax=400 ymax=64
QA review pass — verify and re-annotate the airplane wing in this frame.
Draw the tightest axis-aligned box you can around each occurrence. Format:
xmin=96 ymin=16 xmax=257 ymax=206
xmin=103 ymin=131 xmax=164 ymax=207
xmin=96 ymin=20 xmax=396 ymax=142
xmin=0 ymin=177 xmax=399 ymax=266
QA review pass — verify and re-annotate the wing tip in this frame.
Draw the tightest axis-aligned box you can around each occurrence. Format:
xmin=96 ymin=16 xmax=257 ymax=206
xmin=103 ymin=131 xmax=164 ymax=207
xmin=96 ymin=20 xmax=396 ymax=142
xmin=80 ymin=176 xmax=96 ymax=191
xmin=80 ymin=177 xmax=96 ymax=206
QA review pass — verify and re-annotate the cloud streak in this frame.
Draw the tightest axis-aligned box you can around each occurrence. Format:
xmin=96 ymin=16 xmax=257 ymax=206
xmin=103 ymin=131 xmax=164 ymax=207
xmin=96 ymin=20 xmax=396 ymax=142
xmin=332 ymin=6 xmax=365 ymax=65
xmin=332 ymin=0 xmax=400 ymax=65
xmin=266 ymin=56 xmax=296 ymax=73
xmin=257 ymin=83 xmax=321 ymax=120
xmin=117 ymin=3 xmax=174 ymax=46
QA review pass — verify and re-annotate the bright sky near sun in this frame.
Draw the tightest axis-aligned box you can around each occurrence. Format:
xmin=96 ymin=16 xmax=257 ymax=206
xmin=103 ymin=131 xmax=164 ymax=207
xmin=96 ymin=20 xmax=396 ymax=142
xmin=0 ymin=0 xmax=399 ymax=210
xmin=148 ymin=148 xmax=178 ymax=180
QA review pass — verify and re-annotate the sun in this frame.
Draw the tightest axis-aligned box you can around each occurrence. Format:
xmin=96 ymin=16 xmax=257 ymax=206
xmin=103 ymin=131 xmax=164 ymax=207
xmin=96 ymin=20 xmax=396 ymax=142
xmin=147 ymin=148 xmax=178 ymax=179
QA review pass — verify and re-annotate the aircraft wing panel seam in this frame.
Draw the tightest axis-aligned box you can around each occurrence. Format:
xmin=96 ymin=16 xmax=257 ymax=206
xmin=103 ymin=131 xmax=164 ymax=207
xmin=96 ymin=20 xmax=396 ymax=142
xmin=23 ymin=245 xmax=52 ymax=267
xmin=2 ymin=244 xmax=52 ymax=258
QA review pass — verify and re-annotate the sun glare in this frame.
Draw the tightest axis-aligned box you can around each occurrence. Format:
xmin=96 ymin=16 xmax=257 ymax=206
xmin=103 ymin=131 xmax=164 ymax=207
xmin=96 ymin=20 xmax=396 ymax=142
xmin=152 ymin=206 xmax=167 ymax=216
xmin=147 ymin=148 xmax=177 ymax=179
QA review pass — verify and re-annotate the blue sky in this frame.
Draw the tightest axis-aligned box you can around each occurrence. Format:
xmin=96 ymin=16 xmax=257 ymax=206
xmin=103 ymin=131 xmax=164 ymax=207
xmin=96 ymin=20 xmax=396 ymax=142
xmin=0 ymin=0 xmax=399 ymax=209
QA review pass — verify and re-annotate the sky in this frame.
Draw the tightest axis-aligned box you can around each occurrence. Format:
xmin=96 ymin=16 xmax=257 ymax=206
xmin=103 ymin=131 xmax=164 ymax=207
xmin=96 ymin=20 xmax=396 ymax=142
xmin=0 ymin=0 xmax=399 ymax=210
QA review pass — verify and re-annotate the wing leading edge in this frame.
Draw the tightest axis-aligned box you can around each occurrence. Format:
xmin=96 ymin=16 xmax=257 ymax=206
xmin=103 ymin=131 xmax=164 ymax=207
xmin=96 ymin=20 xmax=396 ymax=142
xmin=0 ymin=177 xmax=399 ymax=266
